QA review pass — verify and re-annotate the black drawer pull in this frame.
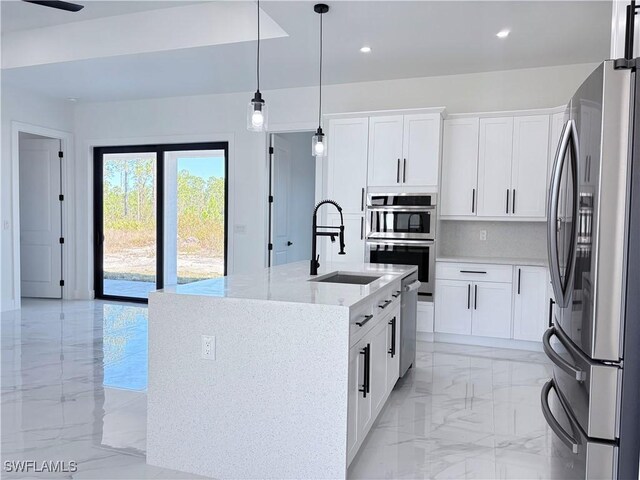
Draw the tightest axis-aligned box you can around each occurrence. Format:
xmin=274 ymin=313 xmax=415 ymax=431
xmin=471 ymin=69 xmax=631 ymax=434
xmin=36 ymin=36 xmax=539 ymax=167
xmin=355 ymin=314 xmax=373 ymax=327
xmin=359 ymin=344 xmax=371 ymax=398
xmin=388 ymin=317 xmax=396 ymax=358
xmin=378 ymin=299 xmax=392 ymax=309
xmin=460 ymin=270 xmax=487 ymax=274
xmin=392 ymin=291 xmax=401 ymax=298
xmin=517 ymin=268 xmax=521 ymax=294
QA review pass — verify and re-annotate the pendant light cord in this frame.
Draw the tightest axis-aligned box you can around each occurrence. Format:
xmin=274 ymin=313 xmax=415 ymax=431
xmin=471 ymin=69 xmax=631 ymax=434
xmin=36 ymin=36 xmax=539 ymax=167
xmin=257 ymin=0 xmax=261 ymax=91
xmin=318 ymin=10 xmax=323 ymax=127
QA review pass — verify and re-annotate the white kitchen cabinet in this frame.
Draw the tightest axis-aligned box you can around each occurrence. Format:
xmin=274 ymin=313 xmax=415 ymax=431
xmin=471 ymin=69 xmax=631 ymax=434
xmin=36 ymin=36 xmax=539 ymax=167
xmin=402 ymin=113 xmax=442 ymax=187
xmin=417 ymin=301 xmax=434 ymax=333
xmin=385 ymin=307 xmax=401 ymax=392
xmin=354 ymin=338 xmax=372 ymax=447
xmin=477 ymin=117 xmax=514 ymax=217
xmin=548 ymin=111 xmax=566 ymax=184
xmin=346 ymin=343 xmax=360 ymax=461
xmin=367 ymin=116 xmax=404 ymax=187
xmin=326 ymin=213 xmax=364 ymax=264
xmin=471 ymin=281 xmax=512 ymax=338
xmin=434 ymin=279 xmax=473 ymax=335
xmin=440 ymin=118 xmax=479 ymax=216
xmin=370 ymin=318 xmax=389 ymax=415
xmin=327 ymin=117 xmax=368 ymax=213
xmin=511 ymin=115 xmax=550 ymax=218
xmin=513 ymin=266 xmax=548 ymax=341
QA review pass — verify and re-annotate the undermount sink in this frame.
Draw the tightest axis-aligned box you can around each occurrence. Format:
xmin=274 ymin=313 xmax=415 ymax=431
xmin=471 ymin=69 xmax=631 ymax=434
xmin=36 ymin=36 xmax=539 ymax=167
xmin=309 ymin=271 xmax=382 ymax=285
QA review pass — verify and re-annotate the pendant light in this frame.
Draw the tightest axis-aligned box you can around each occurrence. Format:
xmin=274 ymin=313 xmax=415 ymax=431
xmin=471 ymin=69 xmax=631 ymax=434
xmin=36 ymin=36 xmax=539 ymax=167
xmin=312 ymin=3 xmax=329 ymax=157
xmin=247 ymin=0 xmax=267 ymax=131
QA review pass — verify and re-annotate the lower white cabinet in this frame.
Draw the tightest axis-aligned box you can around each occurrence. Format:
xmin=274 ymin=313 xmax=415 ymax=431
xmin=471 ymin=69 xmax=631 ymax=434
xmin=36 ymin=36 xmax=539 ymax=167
xmin=513 ymin=266 xmax=548 ymax=341
xmin=347 ymin=301 xmax=400 ymax=465
xmin=471 ymin=281 xmax=512 ymax=338
xmin=326 ymin=213 xmax=365 ymax=264
xmin=417 ymin=301 xmax=434 ymax=334
xmin=435 ymin=280 xmax=472 ymax=335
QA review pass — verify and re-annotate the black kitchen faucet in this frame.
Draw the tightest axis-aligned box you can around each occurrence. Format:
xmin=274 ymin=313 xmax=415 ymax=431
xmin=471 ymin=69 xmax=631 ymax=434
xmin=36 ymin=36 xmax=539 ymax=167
xmin=310 ymin=200 xmax=345 ymax=275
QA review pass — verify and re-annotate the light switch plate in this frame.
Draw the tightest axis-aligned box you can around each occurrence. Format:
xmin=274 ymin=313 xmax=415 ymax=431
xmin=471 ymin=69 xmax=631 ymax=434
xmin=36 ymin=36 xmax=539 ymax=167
xmin=201 ymin=335 xmax=215 ymax=360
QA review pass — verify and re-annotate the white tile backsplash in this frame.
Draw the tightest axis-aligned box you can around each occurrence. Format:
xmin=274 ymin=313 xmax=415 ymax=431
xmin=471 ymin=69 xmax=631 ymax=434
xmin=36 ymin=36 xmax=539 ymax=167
xmin=437 ymin=220 xmax=547 ymax=260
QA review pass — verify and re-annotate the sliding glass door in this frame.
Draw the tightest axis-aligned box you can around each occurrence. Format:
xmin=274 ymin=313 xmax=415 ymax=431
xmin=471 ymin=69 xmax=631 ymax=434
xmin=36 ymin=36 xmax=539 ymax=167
xmin=94 ymin=143 xmax=228 ymax=302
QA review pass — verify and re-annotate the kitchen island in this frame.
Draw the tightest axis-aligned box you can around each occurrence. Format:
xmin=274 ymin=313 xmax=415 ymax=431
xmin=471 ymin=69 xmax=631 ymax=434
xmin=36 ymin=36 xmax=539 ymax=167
xmin=147 ymin=261 xmax=417 ymax=479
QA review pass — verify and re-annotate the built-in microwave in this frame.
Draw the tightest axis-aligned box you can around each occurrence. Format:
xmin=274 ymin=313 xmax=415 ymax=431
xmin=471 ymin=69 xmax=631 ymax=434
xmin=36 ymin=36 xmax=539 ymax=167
xmin=366 ymin=193 xmax=437 ymax=298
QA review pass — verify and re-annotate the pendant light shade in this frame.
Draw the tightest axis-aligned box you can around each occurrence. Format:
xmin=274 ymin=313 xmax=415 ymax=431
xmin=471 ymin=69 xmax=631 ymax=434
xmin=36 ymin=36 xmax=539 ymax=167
xmin=247 ymin=0 xmax=267 ymax=132
xmin=313 ymin=3 xmax=329 ymax=157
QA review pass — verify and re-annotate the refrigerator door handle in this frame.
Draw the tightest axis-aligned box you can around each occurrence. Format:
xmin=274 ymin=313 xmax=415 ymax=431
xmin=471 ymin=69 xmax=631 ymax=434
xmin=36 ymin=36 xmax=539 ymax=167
xmin=547 ymin=119 xmax=578 ymax=308
xmin=541 ymin=379 xmax=580 ymax=454
xmin=542 ymin=326 xmax=586 ymax=381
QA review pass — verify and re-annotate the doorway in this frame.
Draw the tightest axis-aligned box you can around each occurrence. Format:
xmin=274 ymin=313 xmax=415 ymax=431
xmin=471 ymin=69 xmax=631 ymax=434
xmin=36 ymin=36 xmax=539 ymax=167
xmin=93 ymin=142 xmax=228 ymax=302
xmin=269 ymin=132 xmax=316 ymax=266
xmin=18 ymin=132 xmax=63 ymax=299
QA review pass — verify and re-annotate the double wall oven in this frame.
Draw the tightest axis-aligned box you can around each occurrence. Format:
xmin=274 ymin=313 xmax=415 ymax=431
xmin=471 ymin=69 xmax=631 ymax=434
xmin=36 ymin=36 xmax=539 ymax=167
xmin=365 ymin=193 xmax=436 ymax=300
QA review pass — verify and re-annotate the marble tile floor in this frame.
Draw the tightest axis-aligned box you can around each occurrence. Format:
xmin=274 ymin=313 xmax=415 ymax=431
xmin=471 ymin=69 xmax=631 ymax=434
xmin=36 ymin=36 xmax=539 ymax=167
xmin=3 ymin=299 xmax=558 ymax=479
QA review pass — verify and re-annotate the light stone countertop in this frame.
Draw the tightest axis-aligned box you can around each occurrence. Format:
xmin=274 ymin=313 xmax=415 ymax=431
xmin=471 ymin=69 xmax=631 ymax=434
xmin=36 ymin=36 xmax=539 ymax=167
xmin=154 ymin=261 xmax=417 ymax=308
xmin=437 ymin=256 xmax=548 ymax=267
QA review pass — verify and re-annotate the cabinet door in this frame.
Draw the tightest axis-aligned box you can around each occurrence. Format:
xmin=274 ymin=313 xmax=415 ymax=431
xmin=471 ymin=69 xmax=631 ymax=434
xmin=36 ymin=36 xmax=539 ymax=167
xmin=326 ymin=213 xmax=364 ymax=264
xmin=367 ymin=116 xmax=404 ymax=187
xmin=513 ymin=266 xmax=548 ymax=341
xmin=355 ymin=338 xmax=372 ymax=448
xmin=548 ymin=111 xmax=566 ymax=185
xmin=386 ymin=307 xmax=401 ymax=393
xmin=370 ymin=319 xmax=389 ymax=416
xmin=347 ymin=343 xmax=361 ymax=463
xmin=477 ymin=117 xmax=514 ymax=217
xmin=327 ymin=117 xmax=368 ymax=213
xmin=434 ymin=280 xmax=472 ymax=335
xmin=440 ymin=118 xmax=479 ymax=216
xmin=511 ymin=115 xmax=550 ymax=218
xmin=402 ymin=113 xmax=441 ymax=187
xmin=471 ymin=281 xmax=512 ymax=338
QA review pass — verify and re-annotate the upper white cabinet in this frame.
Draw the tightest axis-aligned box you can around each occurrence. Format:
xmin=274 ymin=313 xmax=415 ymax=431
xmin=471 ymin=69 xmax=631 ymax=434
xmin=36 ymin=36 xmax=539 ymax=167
xmin=367 ymin=116 xmax=404 ymax=186
xmin=327 ymin=117 xmax=369 ymax=214
xmin=477 ymin=117 xmax=514 ymax=217
xmin=368 ymin=113 xmax=442 ymax=188
xmin=441 ymin=112 xmax=553 ymax=221
xmin=440 ymin=118 xmax=479 ymax=217
xmin=511 ymin=115 xmax=550 ymax=218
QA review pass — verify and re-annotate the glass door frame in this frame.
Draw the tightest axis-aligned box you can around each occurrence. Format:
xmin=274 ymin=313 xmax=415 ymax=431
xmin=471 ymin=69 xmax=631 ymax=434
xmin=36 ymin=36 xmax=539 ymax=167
xmin=93 ymin=142 xmax=229 ymax=303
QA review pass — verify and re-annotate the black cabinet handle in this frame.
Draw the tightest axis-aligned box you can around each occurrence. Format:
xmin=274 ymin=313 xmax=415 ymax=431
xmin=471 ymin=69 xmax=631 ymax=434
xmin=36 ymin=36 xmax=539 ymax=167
xmin=392 ymin=291 xmax=401 ymax=298
xmin=287 ymin=241 xmax=293 ymax=246
xmin=361 ymin=187 xmax=365 ymax=211
xmin=360 ymin=217 xmax=364 ymax=240
xmin=512 ymin=189 xmax=516 ymax=214
xmin=548 ymin=298 xmax=555 ymax=328
xmin=517 ymin=268 xmax=521 ymax=294
xmin=359 ymin=344 xmax=370 ymax=397
xmin=467 ymin=284 xmax=471 ymax=309
xmin=403 ymin=158 xmax=407 ymax=183
xmin=378 ymin=299 xmax=392 ymax=309
xmin=388 ymin=317 xmax=396 ymax=357
xmin=506 ymin=189 xmax=510 ymax=214
xmin=460 ymin=270 xmax=487 ymax=274
xmin=474 ymin=284 xmax=478 ymax=310
xmin=355 ymin=314 xmax=373 ymax=327
xmin=472 ymin=188 xmax=476 ymax=213
xmin=396 ymin=159 xmax=401 ymax=183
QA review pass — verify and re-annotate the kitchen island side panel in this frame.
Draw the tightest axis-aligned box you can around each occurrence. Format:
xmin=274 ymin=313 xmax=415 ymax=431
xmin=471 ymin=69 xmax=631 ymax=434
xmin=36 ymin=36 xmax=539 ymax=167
xmin=147 ymin=293 xmax=350 ymax=479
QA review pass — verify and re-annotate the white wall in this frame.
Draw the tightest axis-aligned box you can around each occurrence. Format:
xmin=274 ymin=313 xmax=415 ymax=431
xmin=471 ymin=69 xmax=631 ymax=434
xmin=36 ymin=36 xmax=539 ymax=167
xmin=11 ymin=61 xmax=597 ymax=303
xmin=0 ymin=85 xmax=74 ymax=311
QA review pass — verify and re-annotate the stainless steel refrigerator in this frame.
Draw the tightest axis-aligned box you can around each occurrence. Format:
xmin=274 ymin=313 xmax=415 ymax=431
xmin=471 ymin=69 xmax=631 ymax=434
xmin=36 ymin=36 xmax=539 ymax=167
xmin=542 ymin=59 xmax=640 ymax=480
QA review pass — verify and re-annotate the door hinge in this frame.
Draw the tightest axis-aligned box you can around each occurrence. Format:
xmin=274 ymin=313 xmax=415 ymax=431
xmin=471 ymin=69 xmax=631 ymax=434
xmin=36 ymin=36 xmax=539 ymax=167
xmin=268 ymin=243 xmax=273 ymax=251
xmin=59 ymin=237 xmax=65 ymax=244
xmin=59 ymin=280 xmax=65 ymax=287
xmin=59 ymin=194 xmax=64 ymax=201
xmin=58 ymin=151 xmax=64 ymax=159
xmin=269 ymin=195 xmax=274 ymax=203
xmin=269 ymin=146 xmax=274 ymax=155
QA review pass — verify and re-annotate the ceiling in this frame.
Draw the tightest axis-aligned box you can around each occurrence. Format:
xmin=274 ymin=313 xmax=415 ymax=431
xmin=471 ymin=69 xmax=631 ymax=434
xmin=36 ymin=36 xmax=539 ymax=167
xmin=1 ymin=1 xmax=612 ymax=102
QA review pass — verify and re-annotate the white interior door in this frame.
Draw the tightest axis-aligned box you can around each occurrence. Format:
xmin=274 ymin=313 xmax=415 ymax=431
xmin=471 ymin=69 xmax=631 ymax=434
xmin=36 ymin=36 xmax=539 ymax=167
xmin=19 ymin=138 xmax=62 ymax=298
xmin=272 ymin=135 xmax=292 ymax=266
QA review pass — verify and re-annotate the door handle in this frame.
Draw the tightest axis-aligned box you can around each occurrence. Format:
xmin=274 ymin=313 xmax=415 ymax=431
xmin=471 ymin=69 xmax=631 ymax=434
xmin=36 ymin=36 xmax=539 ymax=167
xmin=467 ymin=284 xmax=471 ymax=309
xmin=360 ymin=217 xmax=364 ymax=240
xmin=474 ymin=284 xmax=478 ymax=310
xmin=361 ymin=187 xmax=365 ymax=211
xmin=471 ymin=188 xmax=476 ymax=213
xmin=388 ymin=317 xmax=396 ymax=358
xmin=506 ymin=189 xmax=510 ymax=214
xmin=517 ymin=268 xmax=521 ymax=294
xmin=548 ymin=297 xmax=555 ymax=328
xmin=542 ymin=327 xmax=586 ymax=381
xmin=541 ymin=380 xmax=580 ymax=454
xmin=396 ymin=159 xmax=401 ymax=183
xmin=512 ymin=189 xmax=516 ymax=214
xmin=403 ymin=158 xmax=407 ymax=183
xmin=359 ymin=344 xmax=371 ymax=397
xmin=287 ymin=241 xmax=293 ymax=246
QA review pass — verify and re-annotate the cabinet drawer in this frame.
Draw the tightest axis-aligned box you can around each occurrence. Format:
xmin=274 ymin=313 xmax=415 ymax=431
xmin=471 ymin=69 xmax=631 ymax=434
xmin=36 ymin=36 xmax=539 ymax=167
xmin=436 ymin=262 xmax=513 ymax=283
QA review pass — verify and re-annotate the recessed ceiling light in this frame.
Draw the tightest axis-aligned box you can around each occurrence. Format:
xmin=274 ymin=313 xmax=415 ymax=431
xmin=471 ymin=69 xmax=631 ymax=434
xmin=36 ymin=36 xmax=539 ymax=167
xmin=496 ymin=29 xmax=510 ymax=39
xmin=67 ymin=98 xmax=78 ymax=102
xmin=360 ymin=46 xmax=371 ymax=53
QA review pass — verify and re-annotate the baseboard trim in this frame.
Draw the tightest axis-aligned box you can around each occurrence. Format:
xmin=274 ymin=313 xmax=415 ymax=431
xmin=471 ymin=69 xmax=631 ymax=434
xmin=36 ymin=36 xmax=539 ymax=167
xmin=433 ymin=333 xmax=543 ymax=352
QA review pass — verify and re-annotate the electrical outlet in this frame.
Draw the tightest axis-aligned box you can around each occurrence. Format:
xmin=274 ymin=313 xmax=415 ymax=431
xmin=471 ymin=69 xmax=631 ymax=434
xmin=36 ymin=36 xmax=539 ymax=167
xmin=479 ymin=230 xmax=487 ymax=241
xmin=201 ymin=335 xmax=215 ymax=360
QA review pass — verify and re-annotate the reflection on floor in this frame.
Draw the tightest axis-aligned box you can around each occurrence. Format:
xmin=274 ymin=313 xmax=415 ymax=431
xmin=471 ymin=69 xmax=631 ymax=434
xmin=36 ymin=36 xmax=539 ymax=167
xmin=103 ymin=279 xmax=156 ymax=299
xmin=3 ymin=299 xmax=557 ymax=479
